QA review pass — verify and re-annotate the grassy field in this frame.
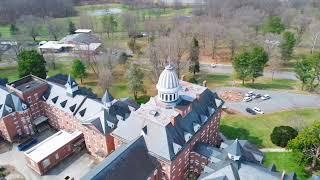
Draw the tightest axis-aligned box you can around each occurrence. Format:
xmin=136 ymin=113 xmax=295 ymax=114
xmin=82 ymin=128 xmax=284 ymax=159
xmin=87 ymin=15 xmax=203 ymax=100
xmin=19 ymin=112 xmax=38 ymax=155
xmin=263 ymin=152 xmax=310 ymax=180
xmin=220 ymin=109 xmax=320 ymax=148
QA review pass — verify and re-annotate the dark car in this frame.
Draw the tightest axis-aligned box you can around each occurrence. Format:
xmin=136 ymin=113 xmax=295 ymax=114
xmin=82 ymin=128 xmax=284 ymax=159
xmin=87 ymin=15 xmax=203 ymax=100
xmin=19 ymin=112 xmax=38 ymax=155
xmin=254 ymin=94 xmax=261 ymax=99
xmin=17 ymin=137 xmax=37 ymax=151
xmin=246 ymin=108 xmax=256 ymax=115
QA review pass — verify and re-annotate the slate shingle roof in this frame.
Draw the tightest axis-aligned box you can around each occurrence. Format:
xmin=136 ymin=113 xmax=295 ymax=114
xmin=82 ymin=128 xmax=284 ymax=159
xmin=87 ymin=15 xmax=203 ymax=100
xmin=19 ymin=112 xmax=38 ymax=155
xmin=0 ymin=86 xmax=28 ymax=118
xmin=112 ymin=82 xmax=224 ymax=161
xmin=81 ymin=136 xmax=158 ymax=180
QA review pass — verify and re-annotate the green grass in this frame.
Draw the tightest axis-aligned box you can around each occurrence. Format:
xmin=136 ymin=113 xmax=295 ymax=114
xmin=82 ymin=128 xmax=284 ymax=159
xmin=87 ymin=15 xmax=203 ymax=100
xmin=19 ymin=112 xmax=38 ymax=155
xmin=242 ymin=79 xmax=299 ymax=91
xmin=264 ymin=152 xmax=310 ymax=180
xmin=0 ymin=66 xmax=19 ymax=82
xmin=0 ymin=26 xmax=11 ymax=39
xmin=195 ymin=73 xmax=233 ymax=88
xmin=221 ymin=109 xmax=320 ymax=148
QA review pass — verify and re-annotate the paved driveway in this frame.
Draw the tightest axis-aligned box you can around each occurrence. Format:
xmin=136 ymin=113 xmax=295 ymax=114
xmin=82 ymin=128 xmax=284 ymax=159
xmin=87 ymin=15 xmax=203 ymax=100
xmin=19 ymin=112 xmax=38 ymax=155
xmin=216 ymin=87 xmax=320 ymax=115
xmin=0 ymin=129 xmax=97 ymax=180
xmin=201 ymin=64 xmax=298 ymax=80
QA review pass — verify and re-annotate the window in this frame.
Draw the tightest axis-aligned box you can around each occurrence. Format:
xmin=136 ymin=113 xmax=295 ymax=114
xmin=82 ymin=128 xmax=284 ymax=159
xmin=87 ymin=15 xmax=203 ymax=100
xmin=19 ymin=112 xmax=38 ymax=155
xmin=55 ymin=153 xmax=59 ymax=160
xmin=165 ymin=95 xmax=168 ymax=101
xmin=169 ymin=95 xmax=172 ymax=101
xmin=42 ymin=159 xmax=51 ymax=168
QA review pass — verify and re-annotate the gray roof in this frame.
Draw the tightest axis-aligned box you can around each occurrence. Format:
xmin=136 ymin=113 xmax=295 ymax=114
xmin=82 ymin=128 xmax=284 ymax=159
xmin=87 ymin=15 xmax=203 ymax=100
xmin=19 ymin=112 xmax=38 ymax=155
xmin=60 ymin=33 xmax=100 ymax=45
xmin=101 ymin=89 xmax=114 ymax=105
xmin=112 ymin=82 xmax=224 ymax=161
xmin=0 ymin=86 xmax=28 ymax=118
xmin=81 ymin=136 xmax=158 ymax=180
xmin=43 ymin=77 xmax=139 ymax=135
xmin=198 ymin=140 xmax=296 ymax=180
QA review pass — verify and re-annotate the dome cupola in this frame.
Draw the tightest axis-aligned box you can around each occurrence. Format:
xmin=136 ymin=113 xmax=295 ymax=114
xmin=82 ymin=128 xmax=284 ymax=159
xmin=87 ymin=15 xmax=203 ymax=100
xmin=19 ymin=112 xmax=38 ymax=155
xmin=156 ymin=64 xmax=180 ymax=103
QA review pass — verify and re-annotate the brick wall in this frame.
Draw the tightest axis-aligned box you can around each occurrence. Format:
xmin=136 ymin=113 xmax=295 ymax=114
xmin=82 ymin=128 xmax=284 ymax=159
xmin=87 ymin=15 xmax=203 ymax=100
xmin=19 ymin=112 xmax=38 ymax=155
xmin=40 ymin=102 xmax=114 ymax=158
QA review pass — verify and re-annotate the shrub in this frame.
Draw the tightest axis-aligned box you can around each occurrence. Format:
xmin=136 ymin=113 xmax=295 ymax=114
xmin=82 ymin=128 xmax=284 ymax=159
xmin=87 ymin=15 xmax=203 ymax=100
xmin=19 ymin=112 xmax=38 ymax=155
xmin=271 ymin=126 xmax=298 ymax=147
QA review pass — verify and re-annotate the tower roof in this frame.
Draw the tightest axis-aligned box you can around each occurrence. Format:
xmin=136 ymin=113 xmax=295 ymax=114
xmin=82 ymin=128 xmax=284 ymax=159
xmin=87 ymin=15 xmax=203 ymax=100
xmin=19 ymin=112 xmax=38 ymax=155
xmin=66 ymin=74 xmax=78 ymax=88
xmin=156 ymin=64 xmax=180 ymax=93
xmin=225 ymin=139 xmax=243 ymax=157
xmin=102 ymin=89 xmax=114 ymax=105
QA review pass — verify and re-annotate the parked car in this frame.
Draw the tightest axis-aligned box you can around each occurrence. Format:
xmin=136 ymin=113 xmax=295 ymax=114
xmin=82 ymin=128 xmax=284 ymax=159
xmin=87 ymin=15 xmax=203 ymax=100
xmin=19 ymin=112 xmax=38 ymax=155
xmin=261 ymin=94 xmax=271 ymax=100
xmin=254 ymin=94 xmax=262 ymax=99
xmin=243 ymin=97 xmax=252 ymax=102
xmin=253 ymin=107 xmax=264 ymax=114
xmin=246 ymin=108 xmax=256 ymax=115
xmin=17 ymin=137 xmax=37 ymax=151
xmin=245 ymin=91 xmax=255 ymax=97
xmin=211 ymin=64 xmax=217 ymax=68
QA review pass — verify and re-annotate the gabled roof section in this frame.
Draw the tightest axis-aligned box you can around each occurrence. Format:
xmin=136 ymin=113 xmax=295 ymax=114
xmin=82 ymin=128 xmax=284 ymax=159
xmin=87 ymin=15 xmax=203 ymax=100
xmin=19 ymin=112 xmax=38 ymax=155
xmin=81 ymin=136 xmax=158 ymax=180
xmin=225 ymin=139 xmax=243 ymax=157
xmin=0 ymin=86 xmax=28 ymax=118
xmin=66 ymin=74 xmax=78 ymax=88
xmin=101 ymin=89 xmax=114 ymax=106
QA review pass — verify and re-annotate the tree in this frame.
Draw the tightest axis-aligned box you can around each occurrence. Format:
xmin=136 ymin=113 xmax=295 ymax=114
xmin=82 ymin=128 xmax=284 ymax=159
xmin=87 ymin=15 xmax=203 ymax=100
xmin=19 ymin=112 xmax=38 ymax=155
xmin=270 ymin=126 xmax=298 ymax=147
xmin=189 ymin=37 xmax=200 ymax=75
xmin=17 ymin=15 xmax=42 ymax=41
xmin=71 ymin=59 xmax=87 ymax=84
xmin=101 ymin=15 xmax=118 ymax=38
xmin=18 ymin=50 xmax=46 ymax=79
xmin=45 ymin=18 xmax=67 ymax=41
xmin=122 ymin=12 xmax=138 ymax=37
xmin=288 ymin=122 xmax=320 ymax=171
xmin=294 ymin=53 xmax=320 ymax=91
xmin=79 ymin=13 xmax=94 ymax=30
xmin=127 ymin=63 xmax=144 ymax=100
xmin=9 ymin=24 xmax=18 ymax=35
xmin=308 ymin=21 xmax=320 ymax=54
xmin=263 ymin=16 xmax=285 ymax=34
xmin=68 ymin=20 xmax=76 ymax=35
xmin=233 ymin=46 xmax=269 ymax=84
xmin=280 ymin=31 xmax=296 ymax=61
xmin=127 ymin=38 xmax=141 ymax=54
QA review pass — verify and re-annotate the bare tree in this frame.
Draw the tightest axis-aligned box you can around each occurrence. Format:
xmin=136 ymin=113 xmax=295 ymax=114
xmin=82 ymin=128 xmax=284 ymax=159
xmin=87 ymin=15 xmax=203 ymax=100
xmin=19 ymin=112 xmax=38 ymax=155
xmin=122 ymin=12 xmax=138 ymax=37
xmin=264 ymin=33 xmax=281 ymax=80
xmin=308 ymin=21 xmax=320 ymax=54
xmin=292 ymin=14 xmax=312 ymax=44
xmin=17 ymin=15 xmax=42 ymax=41
xmin=45 ymin=17 xmax=67 ymax=41
xmin=79 ymin=13 xmax=94 ymax=30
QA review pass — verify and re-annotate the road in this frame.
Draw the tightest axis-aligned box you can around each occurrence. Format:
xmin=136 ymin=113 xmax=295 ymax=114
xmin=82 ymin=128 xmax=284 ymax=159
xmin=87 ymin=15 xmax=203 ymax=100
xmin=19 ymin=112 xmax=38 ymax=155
xmin=215 ymin=87 xmax=320 ymax=115
xmin=201 ymin=64 xmax=298 ymax=81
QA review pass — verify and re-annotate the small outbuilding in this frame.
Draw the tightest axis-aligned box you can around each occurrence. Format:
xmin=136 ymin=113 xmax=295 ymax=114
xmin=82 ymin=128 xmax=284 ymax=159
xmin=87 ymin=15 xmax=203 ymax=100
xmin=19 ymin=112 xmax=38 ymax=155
xmin=24 ymin=130 xmax=84 ymax=175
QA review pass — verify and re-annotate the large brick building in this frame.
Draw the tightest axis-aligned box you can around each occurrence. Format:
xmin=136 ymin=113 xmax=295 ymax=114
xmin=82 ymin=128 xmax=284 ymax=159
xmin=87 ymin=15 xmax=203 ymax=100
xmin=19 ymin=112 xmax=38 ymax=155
xmin=0 ymin=74 xmax=139 ymax=160
xmin=83 ymin=64 xmax=225 ymax=180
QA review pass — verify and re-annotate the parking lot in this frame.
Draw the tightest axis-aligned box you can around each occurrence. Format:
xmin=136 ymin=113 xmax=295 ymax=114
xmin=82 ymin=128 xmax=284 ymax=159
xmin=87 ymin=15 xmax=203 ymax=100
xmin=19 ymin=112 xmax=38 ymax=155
xmin=0 ymin=129 xmax=98 ymax=180
xmin=216 ymin=87 xmax=320 ymax=115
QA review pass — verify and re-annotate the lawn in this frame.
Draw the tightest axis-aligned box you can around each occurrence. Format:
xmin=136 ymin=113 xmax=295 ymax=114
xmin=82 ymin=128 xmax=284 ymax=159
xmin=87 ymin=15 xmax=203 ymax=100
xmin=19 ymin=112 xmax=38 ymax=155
xmin=263 ymin=152 xmax=310 ymax=180
xmin=0 ymin=26 xmax=11 ymax=39
xmin=220 ymin=109 xmax=320 ymax=148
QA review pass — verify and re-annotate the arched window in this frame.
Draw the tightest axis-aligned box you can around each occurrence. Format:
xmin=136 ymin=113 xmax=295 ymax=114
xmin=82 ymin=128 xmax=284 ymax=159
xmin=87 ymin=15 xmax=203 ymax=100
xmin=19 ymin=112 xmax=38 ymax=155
xmin=165 ymin=95 xmax=168 ymax=101
xmin=169 ymin=95 xmax=172 ymax=101
xmin=173 ymin=94 xmax=176 ymax=100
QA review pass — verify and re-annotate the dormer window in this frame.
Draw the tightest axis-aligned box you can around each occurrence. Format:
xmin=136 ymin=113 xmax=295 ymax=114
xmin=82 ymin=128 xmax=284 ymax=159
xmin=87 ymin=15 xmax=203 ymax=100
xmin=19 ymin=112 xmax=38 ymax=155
xmin=22 ymin=103 xmax=27 ymax=110
xmin=5 ymin=106 xmax=12 ymax=113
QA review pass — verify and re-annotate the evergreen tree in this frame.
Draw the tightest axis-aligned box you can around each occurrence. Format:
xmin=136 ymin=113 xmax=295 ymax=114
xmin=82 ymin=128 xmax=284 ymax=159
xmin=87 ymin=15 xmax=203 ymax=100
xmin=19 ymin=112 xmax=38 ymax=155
xmin=127 ymin=63 xmax=144 ymax=100
xmin=9 ymin=24 xmax=18 ymax=35
xmin=18 ymin=50 xmax=47 ymax=78
xmin=71 ymin=59 xmax=87 ymax=84
xmin=280 ymin=31 xmax=296 ymax=61
xmin=68 ymin=20 xmax=76 ymax=35
xmin=189 ymin=37 xmax=200 ymax=75
xmin=263 ymin=16 xmax=285 ymax=34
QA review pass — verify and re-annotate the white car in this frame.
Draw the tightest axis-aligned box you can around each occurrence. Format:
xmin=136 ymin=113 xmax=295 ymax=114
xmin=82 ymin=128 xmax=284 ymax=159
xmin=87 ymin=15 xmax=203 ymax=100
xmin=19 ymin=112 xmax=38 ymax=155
xmin=245 ymin=91 xmax=255 ymax=97
xmin=253 ymin=107 xmax=264 ymax=114
xmin=211 ymin=64 xmax=217 ymax=68
xmin=243 ymin=97 xmax=252 ymax=102
xmin=261 ymin=94 xmax=271 ymax=100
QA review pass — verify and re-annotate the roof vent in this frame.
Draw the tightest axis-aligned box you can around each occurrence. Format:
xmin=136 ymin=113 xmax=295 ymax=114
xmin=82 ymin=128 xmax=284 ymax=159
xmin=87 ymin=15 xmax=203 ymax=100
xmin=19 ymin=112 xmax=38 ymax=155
xmin=22 ymin=103 xmax=27 ymax=110
xmin=51 ymin=96 xmax=59 ymax=104
xmin=60 ymin=100 xmax=67 ymax=108
xmin=79 ymin=108 xmax=86 ymax=117
xmin=149 ymin=110 xmax=158 ymax=117
xmin=69 ymin=104 xmax=77 ymax=112
xmin=142 ymin=125 xmax=147 ymax=135
xmin=173 ymin=142 xmax=182 ymax=155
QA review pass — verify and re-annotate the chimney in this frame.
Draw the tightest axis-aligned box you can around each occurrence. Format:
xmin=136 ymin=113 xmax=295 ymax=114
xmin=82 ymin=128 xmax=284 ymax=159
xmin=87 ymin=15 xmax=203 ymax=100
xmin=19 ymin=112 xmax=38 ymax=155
xmin=181 ymin=75 xmax=186 ymax=81
xmin=202 ymin=80 xmax=207 ymax=87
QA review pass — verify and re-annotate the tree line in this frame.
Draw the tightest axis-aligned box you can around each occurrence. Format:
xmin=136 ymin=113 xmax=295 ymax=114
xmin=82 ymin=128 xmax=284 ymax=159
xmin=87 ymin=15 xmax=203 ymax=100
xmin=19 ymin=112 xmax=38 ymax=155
xmin=0 ymin=0 xmax=76 ymax=25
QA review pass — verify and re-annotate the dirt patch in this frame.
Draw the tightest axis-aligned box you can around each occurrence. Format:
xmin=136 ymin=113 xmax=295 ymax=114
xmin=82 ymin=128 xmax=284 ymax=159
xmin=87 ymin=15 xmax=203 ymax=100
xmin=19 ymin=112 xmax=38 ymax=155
xmin=1 ymin=165 xmax=24 ymax=180
xmin=219 ymin=90 xmax=244 ymax=103
xmin=0 ymin=140 xmax=12 ymax=154
xmin=200 ymin=48 xmax=232 ymax=64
